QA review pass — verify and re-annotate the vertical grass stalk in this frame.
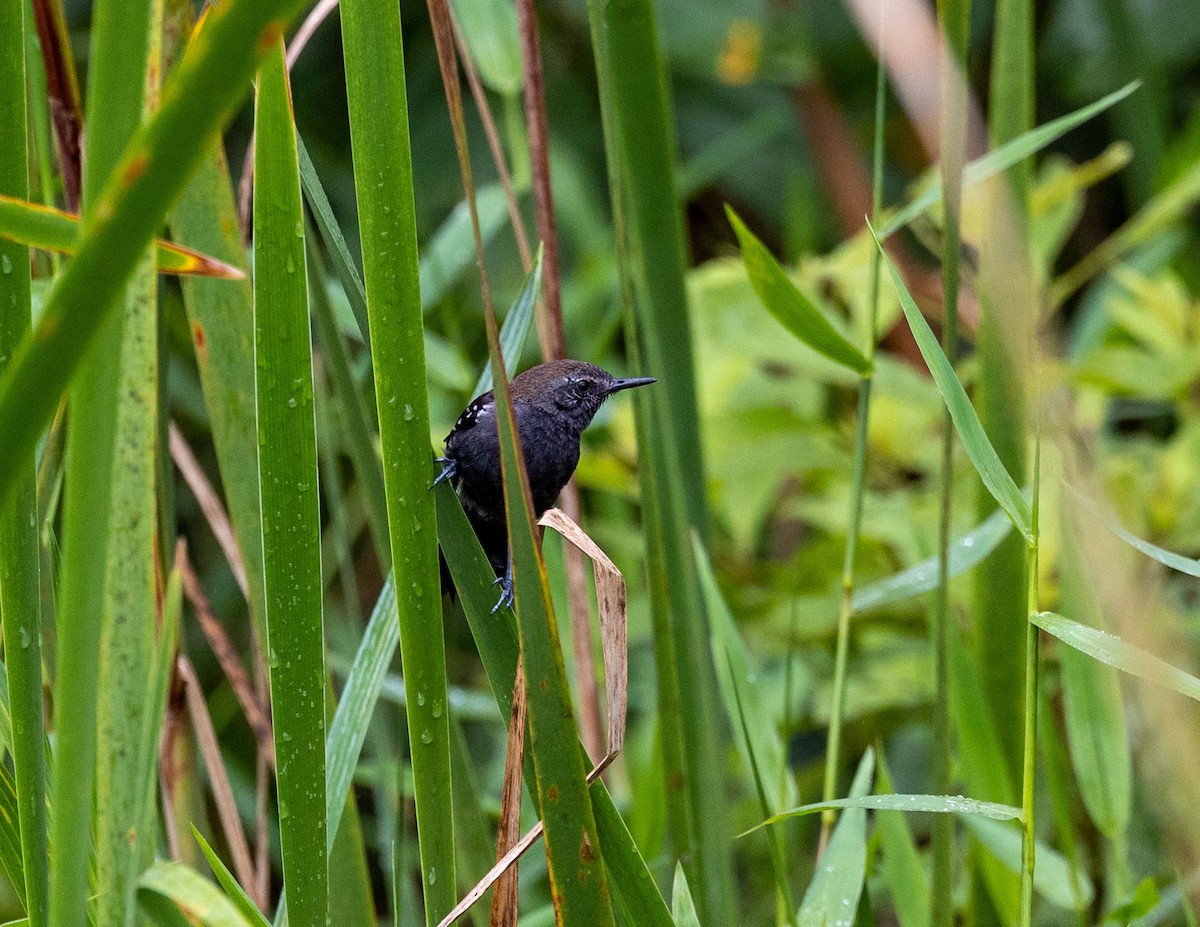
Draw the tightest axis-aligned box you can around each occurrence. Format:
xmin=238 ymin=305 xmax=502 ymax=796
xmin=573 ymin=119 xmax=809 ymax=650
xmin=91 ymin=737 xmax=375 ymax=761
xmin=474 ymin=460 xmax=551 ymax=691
xmin=254 ymin=40 xmax=329 ymax=926
xmin=820 ymin=6 xmax=888 ymax=845
xmin=1019 ymin=440 xmax=1040 ymax=927
xmin=95 ymin=4 xmax=163 ymax=923
xmin=340 ymin=0 xmax=457 ymax=919
xmin=0 ymin=2 xmax=48 ymax=923
xmin=50 ymin=0 xmax=153 ymax=923
xmin=932 ymin=0 xmax=971 ymax=920
xmin=583 ymin=2 xmax=736 ymax=918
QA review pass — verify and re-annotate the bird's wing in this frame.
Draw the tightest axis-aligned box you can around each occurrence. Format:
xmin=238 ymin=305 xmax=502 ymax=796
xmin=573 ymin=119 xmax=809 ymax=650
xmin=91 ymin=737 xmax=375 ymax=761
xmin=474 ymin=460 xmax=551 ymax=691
xmin=447 ymin=390 xmax=495 ymax=441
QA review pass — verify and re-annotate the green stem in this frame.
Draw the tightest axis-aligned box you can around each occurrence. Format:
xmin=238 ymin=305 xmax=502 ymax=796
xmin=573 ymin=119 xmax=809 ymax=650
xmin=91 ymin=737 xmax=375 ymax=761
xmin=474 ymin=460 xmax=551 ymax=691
xmin=1019 ymin=438 xmax=1041 ymax=927
xmin=931 ymin=0 xmax=970 ymax=917
xmin=818 ymin=0 xmax=887 ymax=843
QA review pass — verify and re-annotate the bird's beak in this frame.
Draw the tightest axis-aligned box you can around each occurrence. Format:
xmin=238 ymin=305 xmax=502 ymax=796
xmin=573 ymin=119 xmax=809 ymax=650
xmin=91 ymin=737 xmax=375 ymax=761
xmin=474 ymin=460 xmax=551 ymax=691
xmin=605 ymin=376 xmax=657 ymax=396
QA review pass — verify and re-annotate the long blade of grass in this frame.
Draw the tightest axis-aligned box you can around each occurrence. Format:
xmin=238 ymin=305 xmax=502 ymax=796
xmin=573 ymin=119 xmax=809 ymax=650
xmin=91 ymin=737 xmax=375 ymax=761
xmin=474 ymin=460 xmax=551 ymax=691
xmin=871 ymin=226 xmax=1032 ymax=540
xmin=584 ymin=0 xmax=734 ymax=916
xmin=0 ymin=0 xmax=309 ymax=504
xmin=483 ymin=179 xmax=616 ymax=927
xmin=51 ymin=0 xmax=155 ymax=921
xmin=0 ymin=194 xmax=243 ymax=277
xmin=0 ymin=1 xmax=48 ymax=922
xmin=747 ymin=793 xmax=1023 ymax=833
xmin=1034 ymin=611 xmax=1200 ymax=702
xmin=1067 ymin=485 xmax=1200 ymax=578
xmin=254 ymin=39 xmax=328 ymax=927
xmin=853 ymin=502 xmax=1021 ymax=612
xmin=695 ymin=535 xmax=793 ymax=812
xmin=727 ymin=206 xmax=870 ymax=374
xmin=340 ymin=0 xmax=456 ymax=919
xmin=877 ymin=83 xmax=1139 ymax=238
xmin=96 ymin=9 xmax=163 ymax=924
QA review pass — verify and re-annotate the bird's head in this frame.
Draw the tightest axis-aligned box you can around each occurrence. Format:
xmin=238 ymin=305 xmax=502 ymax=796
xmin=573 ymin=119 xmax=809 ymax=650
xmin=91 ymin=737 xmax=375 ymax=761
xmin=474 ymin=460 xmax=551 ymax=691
xmin=511 ymin=359 xmax=656 ymax=431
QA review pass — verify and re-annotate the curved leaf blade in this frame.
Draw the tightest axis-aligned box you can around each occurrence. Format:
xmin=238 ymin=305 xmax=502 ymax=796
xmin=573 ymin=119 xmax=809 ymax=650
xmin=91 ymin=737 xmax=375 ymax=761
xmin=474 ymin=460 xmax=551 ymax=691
xmin=1034 ymin=611 xmax=1200 ymax=702
xmin=728 ymin=206 xmax=871 ymax=375
xmin=871 ymin=224 xmax=1032 ymax=541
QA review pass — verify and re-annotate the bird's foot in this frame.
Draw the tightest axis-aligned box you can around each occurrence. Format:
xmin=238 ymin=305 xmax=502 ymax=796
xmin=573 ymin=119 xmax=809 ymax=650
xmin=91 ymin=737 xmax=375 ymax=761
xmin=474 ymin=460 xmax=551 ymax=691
xmin=431 ymin=456 xmax=457 ymax=490
xmin=490 ymin=560 xmax=514 ymax=614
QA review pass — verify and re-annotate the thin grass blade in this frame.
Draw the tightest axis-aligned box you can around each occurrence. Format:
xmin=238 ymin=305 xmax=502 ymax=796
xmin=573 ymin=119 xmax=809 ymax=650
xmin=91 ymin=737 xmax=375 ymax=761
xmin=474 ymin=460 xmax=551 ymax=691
xmin=852 ymin=502 xmax=1021 ymax=612
xmin=0 ymin=1 xmax=48 ymax=921
xmin=871 ymin=226 xmax=1032 ymax=540
xmin=254 ymin=39 xmax=328 ymax=927
xmin=486 ymin=278 xmax=615 ymax=923
xmin=878 ymin=82 xmax=1140 ymax=238
xmin=1034 ymin=611 xmax=1200 ymax=702
xmin=340 ymin=0 xmax=456 ymax=918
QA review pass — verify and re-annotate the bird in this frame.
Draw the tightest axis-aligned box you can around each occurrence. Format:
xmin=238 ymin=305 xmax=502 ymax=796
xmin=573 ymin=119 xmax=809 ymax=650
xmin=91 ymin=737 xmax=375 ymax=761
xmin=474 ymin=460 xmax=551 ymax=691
xmin=435 ymin=359 xmax=655 ymax=612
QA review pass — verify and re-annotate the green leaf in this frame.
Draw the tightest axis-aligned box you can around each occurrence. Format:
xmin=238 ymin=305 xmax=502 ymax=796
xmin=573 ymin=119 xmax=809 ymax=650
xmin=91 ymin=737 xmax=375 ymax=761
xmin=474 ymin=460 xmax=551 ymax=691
xmin=435 ymin=482 xmax=674 ymax=925
xmin=254 ymin=39 xmax=328 ymax=927
xmin=1033 ymin=611 xmax=1200 ymax=702
xmin=51 ymin=0 xmax=157 ymax=923
xmin=871 ymin=225 xmax=1032 ymax=540
xmin=727 ymin=206 xmax=871 ymax=374
xmin=878 ymin=82 xmax=1140 ymax=238
xmin=671 ymin=865 xmax=702 ymax=927
xmin=1068 ymin=486 xmax=1200 ymax=578
xmin=0 ymin=1 xmax=48 ymax=921
xmin=587 ymin=1 xmax=732 ymax=916
xmin=138 ymin=862 xmax=258 ymax=927
xmin=964 ymin=817 xmax=1094 ymax=911
xmin=798 ymin=750 xmax=873 ymax=926
xmin=1058 ymin=541 xmax=1132 ymax=840
xmin=340 ymin=0 xmax=456 ymax=916
xmin=193 ymin=831 xmax=272 ymax=927
xmin=852 ymin=501 xmax=1021 ymax=612
xmin=448 ymin=0 xmax=522 ymax=96
xmin=0 ymin=194 xmax=243 ymax=278
xmin=745 ymin=793 xmax=1021 ymax=835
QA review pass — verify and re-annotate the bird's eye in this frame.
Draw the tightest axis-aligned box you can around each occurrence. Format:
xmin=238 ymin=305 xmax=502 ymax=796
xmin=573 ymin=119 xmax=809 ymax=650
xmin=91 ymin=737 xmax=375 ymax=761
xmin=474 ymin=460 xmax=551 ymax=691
xmin=575 ymin=379 xmax=596 ymax=395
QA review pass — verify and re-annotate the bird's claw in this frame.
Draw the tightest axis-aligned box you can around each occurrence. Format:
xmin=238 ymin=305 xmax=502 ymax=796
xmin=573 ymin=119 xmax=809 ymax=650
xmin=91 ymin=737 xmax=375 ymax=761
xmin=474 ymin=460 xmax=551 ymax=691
xmin=490 ymin=557 xmax=514 ymax=614
xmin=431 ymin=456 xmax=457 ymax=491
xmin=490 ymin=576 xmax=514 ymax=614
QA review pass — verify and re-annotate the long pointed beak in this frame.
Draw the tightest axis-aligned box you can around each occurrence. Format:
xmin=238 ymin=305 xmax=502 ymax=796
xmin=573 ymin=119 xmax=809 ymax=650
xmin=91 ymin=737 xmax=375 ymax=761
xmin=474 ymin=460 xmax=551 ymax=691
xmin=605 ymin=376 xmax=657 ymax=396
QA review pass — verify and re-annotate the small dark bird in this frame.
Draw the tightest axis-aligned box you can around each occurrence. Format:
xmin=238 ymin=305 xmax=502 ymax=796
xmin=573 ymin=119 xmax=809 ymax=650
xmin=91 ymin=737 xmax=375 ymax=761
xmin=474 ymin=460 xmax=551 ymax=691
xmin=435 ymin=359 xmax=655 ymax=611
